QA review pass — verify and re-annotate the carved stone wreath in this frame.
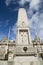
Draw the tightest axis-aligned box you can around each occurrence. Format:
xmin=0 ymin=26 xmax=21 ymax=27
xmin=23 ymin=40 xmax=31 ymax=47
xmin=23 ymin=47 xmax=28 ymax=53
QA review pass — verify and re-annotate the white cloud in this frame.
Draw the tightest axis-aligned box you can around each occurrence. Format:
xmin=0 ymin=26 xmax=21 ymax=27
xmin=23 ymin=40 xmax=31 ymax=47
xmin=38 ymin=14 xmax=43 ymax=29
xmin=29 ymin=12 xmax=39 ymax=39
xmin=19 ymin=0 xmax=30 ymax=5
xmin=27 ymin=0 xmax=40 ymax=19
xmin=29 ymin=12 xmax=43 ymax=40
xmin=25 ymin=0 xmax=43 ymax=40
xmin=7 ymin=23 xmax=17 ymax=40
xmin=9 ymin=23 xmax=17 ymax=40
xmin=19 ymin=0 xmax=25 ymax=5
xmin=37 ymin=13 xmax=43 ymax=40
xmin=30 ymin=0 xmax=40 ymax=10
xmin=5 ymin=0 xmax=11 ymax=6
xmin=30 ymin=12 xmax=39 ymax=28
xmin=5 ymin=0 xmax=30 ymax=6
xmin=30 ymin=0 xmax=39 ymax=6
xmin=39 ymin=30 xmax=43 ymax=40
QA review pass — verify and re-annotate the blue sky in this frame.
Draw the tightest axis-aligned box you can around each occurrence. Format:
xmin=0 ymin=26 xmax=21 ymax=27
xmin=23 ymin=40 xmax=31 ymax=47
xmin=0 ymin=0 xmax=43 ymax=40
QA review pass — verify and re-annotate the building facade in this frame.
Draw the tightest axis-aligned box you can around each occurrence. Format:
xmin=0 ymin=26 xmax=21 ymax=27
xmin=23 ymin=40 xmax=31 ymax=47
xmin=0 ymin=8 xmax=43 ymax=65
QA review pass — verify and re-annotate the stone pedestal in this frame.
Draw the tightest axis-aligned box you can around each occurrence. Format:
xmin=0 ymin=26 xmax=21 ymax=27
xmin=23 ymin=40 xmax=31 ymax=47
xmin=14 ymin=56 xmax=39 ymax=65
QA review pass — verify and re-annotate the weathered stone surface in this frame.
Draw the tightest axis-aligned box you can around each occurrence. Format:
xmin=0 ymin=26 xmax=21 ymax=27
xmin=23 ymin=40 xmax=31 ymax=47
xmin=0 ymin=8 xmax=43 ymax=65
